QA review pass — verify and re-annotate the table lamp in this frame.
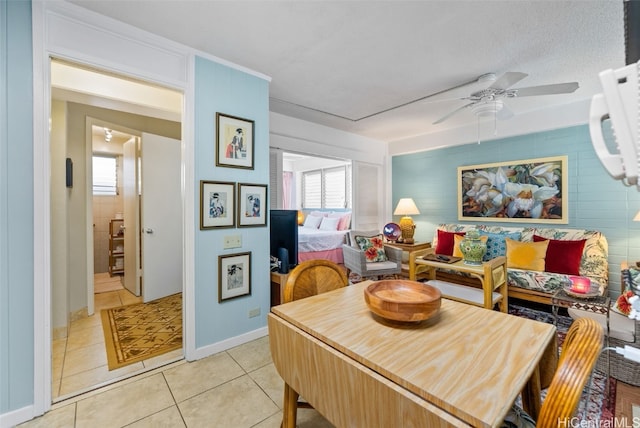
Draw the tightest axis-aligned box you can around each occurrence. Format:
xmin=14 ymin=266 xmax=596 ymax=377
xmin=393 ymin=198 xmax=420 ymax=244
xmin=297 ymin=210 xmax=305 ymax=225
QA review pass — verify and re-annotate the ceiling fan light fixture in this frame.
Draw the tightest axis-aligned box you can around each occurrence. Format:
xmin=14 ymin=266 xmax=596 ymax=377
xmin=472 ymin=100 xmax=504 ymax=118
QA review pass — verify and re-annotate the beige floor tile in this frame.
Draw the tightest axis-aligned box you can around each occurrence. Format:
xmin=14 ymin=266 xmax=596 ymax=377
xmin=59 ymin=361 xmax=144 ymax=397
xmin=68 ymin=314 xmax=102 ymax=334
xmin=61 ymin=342 xmax=107 ymax=377
xmin=162 ymin=351 xmax=245 ymax=403
xmin=66 ymin=322 xmax=105 ymax=352
xmin=94 ymin=292 xmax=124 ymax=311
xmin=248 ymin=363 xmax=284 ymax=408
xmin=75 ymin=373 xmax=175 ymax=428
xmin=126 ymin=405 xmax=186 ymax=428
xmin=252 ymin=412 xmax=285 ymax=428
xmin=16 ymin=403 xmax=76 ymax=427
xmin=178 ymin=375 xmax=278 ymax=427
xmin=296 ymin=408 xmax=335 ymax=428
xmin=227 ymin=335 xmax=272 ymax=372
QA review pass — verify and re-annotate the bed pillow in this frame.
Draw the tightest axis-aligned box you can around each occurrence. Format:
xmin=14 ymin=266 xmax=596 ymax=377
xmin=303 ymin=215 xmax=322 ymax=229
xmin=505 ymin=238 xmax=549 ymax=271
xmin=309 ymin=211 xmax=328 ymax=218
xmin=319 ymin=216 xmax=340 ymax=231
xmin=328 ymin=212 xmax=351 ymax=230
xmin=435 ymin=230 xmax=466 ymax=255
xmin=355 ymin=234 xmax=388 ymax=262
xmin=452 ymin=234 xmax=488 ymax=258
xmin=532 ymin=235 xmax=586 ymax=275
xmin=478 ymin=231 xmax=522 ymax=261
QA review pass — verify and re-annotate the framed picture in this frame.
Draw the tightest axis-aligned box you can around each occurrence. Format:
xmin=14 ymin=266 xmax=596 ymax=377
xmin=458 ymin=155 xmax=568 ymax=224
xmin=238 ymin=183 xmax=268 ymax=227
xmin=218 ymin=252 xmax=251 ymax=302
xmin=216 ymin=113 xmax=255 ymax=169
xmin=200 ymin=180 xmax=235 ymax=229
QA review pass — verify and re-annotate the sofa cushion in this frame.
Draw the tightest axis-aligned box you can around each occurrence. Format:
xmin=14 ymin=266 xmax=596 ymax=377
xmin=506 ymin=238 xmax=548 ymax=271
xmin=533 ymin=235 xmax=585 ymax=276
xmin=478 ymin=230 xmax=522 ymax=261
xmin=355 ymin=234 xmax=388 ymax=262
xmin=435 ymin=229 xmax=466 ymax=255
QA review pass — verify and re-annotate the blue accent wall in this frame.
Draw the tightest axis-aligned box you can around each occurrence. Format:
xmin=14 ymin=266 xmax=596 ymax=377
xmin=392 ymin=125 xmax=640 ymax=295
xmin=0 ymin=0 xmax=34 ymax=413
xmin=194 ymin=56 xmax=270 ymax=346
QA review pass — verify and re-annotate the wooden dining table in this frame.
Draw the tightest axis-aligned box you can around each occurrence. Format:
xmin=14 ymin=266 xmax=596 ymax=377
xmin=268 ymin=280 xmax=557 ymax=428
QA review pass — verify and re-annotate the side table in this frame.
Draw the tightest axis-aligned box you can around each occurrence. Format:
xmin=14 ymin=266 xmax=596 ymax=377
xmin=385 ymin=241 xmax=431 ymax=278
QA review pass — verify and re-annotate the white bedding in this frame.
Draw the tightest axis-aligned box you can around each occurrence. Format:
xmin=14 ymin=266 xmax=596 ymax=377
xmin=298 ymin=226 xmax=349 ymax=253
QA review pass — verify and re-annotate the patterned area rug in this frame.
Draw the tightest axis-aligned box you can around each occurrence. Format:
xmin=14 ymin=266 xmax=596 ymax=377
xmin=101 ymin=293 xmax=182 ymax=370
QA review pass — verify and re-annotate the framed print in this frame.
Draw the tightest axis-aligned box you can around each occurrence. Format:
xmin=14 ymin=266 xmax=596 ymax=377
xmin=218 ymin=252 xmax=251 ymax=302
xmin=238 ymin=183 xmax=267 ymax=227
xmin=458 ymin=155 xmax=568 ymax=224
xmin=216 ymin=113 xmax=255 ymax=169
xmin=200 ymin=180 xmax=236 ymax=229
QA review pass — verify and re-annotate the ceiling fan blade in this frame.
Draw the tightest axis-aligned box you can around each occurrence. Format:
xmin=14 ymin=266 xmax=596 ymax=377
xmin=514 ymin=82 xmax=579 ymax=97
xmin=489 ymin=72 xmax=528 ymax=90
xmin=433 ymin=102 xmax=475 ymax=125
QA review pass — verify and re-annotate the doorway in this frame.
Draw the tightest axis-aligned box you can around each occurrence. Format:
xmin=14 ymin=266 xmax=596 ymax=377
xmin=50 ymin=60 xmax=184 ymax=401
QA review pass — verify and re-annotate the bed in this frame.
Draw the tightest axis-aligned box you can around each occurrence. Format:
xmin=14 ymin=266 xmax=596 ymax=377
xmin=297 ymin=211 xmax=351 ymax=264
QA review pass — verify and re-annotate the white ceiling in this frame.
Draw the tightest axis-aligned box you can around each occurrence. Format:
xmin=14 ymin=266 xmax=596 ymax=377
xmin=68 ymin=0 xmax=626 ymax=144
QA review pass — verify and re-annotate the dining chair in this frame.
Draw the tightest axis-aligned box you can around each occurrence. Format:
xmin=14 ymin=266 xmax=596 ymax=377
xmin=342 ymin=229 xmax=403 ymax=280
xmin=280 ymin=259 xmax=349 ymax=426
xmin=502 ymin=317 xmax=604 ymax=428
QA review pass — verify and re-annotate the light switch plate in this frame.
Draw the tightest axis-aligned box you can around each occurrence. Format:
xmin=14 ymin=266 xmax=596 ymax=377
xmin=223 ymin=235 xmax=242 ymax=249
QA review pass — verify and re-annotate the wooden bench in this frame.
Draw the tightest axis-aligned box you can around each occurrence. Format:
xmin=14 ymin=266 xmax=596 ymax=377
xmin=427 ymin=279 xmax=503 ymax=310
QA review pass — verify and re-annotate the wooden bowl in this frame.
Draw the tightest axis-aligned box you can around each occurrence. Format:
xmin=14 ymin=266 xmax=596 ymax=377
xmin=364 ymin=280 xmax=441 ymax=322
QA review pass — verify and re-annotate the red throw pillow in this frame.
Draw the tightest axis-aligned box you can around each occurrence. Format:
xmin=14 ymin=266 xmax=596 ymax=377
xmin=435 ymin=230 xmax=466 ymax=256
xmin=532 ymin=235 xmax=586 ymax=275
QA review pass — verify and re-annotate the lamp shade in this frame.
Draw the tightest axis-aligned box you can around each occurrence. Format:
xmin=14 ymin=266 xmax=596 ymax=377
xmin=394 ymin=198 xmax=420 ymax=216
xmin=634 ymin=210 xmax=640 ymax=221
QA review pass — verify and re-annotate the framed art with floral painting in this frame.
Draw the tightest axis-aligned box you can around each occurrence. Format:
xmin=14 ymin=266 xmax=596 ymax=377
xmin=457 ymin=155 xmax=568 ymax=224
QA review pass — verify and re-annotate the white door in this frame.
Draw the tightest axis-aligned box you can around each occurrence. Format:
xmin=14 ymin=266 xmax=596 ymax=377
xmin=141 ymin=133 xmax=182 ymax=302
xmin=123 ymin=138 xmax=141 ymax=296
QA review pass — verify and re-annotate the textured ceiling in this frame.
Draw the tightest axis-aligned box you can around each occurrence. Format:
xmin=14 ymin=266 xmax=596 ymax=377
xmin=69 ymin=0 xmax=625 ymax=143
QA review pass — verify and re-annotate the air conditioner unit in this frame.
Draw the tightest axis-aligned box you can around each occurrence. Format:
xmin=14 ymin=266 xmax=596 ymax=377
xmin=589 ymin=60 xmax=639 ymax=189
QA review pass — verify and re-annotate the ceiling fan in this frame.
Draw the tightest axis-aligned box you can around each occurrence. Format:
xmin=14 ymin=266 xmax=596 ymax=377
xmin=432 ymin=72 xmax=579 ymax=125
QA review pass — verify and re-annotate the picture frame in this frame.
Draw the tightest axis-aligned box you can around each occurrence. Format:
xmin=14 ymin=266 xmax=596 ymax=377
xmin=216 ymin=113 xmax=255 ymax=169
xmin=218 ymin=252 xmax=251 ymax=302
xmin=457 ymin=155 xmax=568 ymax=224
xmin=200 ymin=180 xmax=236 ymax=229
xmin=237 ymin=183 xmax=268 ymax=227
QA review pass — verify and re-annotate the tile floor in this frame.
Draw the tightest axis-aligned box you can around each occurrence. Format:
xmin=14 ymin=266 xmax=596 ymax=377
xmin=27 ymin=275 xmax=332 ymax=427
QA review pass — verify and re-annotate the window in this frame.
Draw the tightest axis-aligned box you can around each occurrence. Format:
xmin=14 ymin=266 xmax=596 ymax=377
xmin=93 ymin=155 xmax=118 ymax=195
xmin=302 ymin=165 xmax=351 ymax=209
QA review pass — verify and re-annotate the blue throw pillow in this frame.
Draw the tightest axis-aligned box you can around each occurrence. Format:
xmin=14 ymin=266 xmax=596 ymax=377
xmin=478 ymin=231 xmax=522 ymax=261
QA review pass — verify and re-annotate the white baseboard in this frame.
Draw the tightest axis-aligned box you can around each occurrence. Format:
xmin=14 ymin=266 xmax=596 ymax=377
xmin=0 ymin=404 xmax=37 ymax=428
xmin=189 ymin=327 xmax=268 ymax=361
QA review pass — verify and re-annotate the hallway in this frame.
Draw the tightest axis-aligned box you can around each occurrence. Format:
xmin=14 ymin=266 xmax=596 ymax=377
xmin=52 ymin=281 xmax=182 ymax=401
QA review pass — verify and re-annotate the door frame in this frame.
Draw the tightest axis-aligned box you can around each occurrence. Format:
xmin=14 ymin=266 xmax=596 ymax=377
xmin=32 ymin=1 xmax=196 ymax=415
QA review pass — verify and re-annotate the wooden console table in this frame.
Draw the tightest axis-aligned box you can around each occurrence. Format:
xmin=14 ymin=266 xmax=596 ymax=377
xmin=385 ymin=241 xmax=431 ymax=277
xmin=409 ymin=248 xmax=508 ymax=312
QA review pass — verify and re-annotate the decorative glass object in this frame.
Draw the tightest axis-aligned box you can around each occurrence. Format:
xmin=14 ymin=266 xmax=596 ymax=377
xmin=459 ymin=229 xmax=487 ymax=265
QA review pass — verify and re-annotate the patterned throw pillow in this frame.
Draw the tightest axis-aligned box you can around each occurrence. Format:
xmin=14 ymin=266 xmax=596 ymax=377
xmin=532 ymin=235 xmax=586 ymax=275
xmin=478 ymin=231 xmax=522 ymax=261
xmin=505 ymin=238 xmax=549 ymax=271
xmin=355 ymin=234 xmax=388 ymax=262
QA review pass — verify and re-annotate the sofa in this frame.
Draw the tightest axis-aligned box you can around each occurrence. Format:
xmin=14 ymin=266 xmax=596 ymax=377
xmin=427 ymin=223 xmax=609 ymax=304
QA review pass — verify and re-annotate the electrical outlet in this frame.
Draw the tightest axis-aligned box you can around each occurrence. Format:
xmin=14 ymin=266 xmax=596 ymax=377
xmin=223 ymin=235 xmax=242 ymax=249
xmin=249 ymin=308 xmax=260 ymax=318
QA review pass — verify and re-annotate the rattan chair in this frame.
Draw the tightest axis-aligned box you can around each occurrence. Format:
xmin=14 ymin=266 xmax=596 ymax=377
xmin=342 ymin=229 xmax=403 ymax=280
xmin=502 ymin=317 xmax=604 ymax=427
xmin=280 ymin=259 xmax=349 ymax=426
